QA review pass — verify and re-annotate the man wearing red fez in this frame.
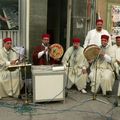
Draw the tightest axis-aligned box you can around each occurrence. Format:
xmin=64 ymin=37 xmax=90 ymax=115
xmin=101 ymin=34 xmax=109 ymax=47
xmin=84 ymin=19 xmax=111 ymax=48
xmin=72 ymin=38 xmax=80 ymax=49
xmin=96 ymin=19 xmax=103 ymax=24
xmin=0 ymin=37 xmax=23 ymax=99
xmin=62 ymin=37 xmax=89 ymax=93
xmin=32 ymin=33 xmax=60 ymax=65
xmin=89 ymin=34 xmax=115 ymax=96
xmin=111 ymin=36 xmax=120 ymax=96
xmin=42 ymin=34 xmax=50 ymax=40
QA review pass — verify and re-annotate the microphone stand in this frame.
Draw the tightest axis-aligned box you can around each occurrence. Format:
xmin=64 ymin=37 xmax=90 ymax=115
xmin=113 ymin=73 xmax=120 ymax=107
xmin=105 ymin=71 xmax=120 ymax=119
xmin=79 ymin=50 xmax=110 ymax=105
xmin=20 ymin=51 xmax=30 ymax=104
xmin=114 ymin=72 xmax=120 ymax=107
xmin=11 ymin=48 xmax=28 ymax=62
xmin=65 ymin=61 xmax=70 ymax=97
xmin=65 ymin=49 xmax=74 ymax=97
xmin=73 ymin=50 xmax=113 ymax=120
xmin=11 ymin=48 xmax=29 ymax=103
xmin=89 ymin=56 xmax=109 ymax=103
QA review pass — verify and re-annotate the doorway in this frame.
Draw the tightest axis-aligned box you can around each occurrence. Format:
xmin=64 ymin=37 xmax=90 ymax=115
xmin=47 ymin=0 xmax=67 ymax=50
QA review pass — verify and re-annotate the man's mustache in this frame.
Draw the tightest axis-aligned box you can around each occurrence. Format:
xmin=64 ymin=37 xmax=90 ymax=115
xmin=98 ymin=27 xmax=102 ymax=29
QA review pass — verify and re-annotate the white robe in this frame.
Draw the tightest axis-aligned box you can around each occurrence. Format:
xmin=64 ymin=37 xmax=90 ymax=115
xmin=83 ymin=29 xmax=111 ymax=48
xmin=89 ymin=45 xmax=115 ymax=95
xmin=111 ymin=45 xmax=120 ymax=96
xmin=0 ymin=47 xmax=22 ymax=98
xmin=62 ymin=46 xmax=89 ymax=90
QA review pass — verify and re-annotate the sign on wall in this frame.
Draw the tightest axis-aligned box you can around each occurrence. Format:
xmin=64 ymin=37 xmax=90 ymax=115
xmin=111 ymin=5 xmax=120 ymax=41
xmin=0 ymin=0 xmax=19 ymax=30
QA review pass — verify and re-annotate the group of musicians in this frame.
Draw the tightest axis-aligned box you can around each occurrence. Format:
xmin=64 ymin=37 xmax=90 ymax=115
xmin=0 ymin=19 xmax=120 ymax=99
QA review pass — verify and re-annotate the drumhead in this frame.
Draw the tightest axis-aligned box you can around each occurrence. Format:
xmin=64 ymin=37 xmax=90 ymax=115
xmin=84 ymin=44 xmax=101 ymax=62
xmin=49 ymin=43 xmax=64 ymax=59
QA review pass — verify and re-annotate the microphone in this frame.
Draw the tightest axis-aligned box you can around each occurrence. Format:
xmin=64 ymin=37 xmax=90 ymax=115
xmin=11 ymin=47 xmax=27 ymax=61
xmin=67 ymin=49 xmax=74 ymax=66
xmin=11 ymin=48 xmax=18 ymax=53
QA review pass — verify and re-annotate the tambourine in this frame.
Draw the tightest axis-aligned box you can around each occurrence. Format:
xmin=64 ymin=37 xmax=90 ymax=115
xmin=49 ymin=43 xmax=64 ymax=59
xmin=84 ymin=44 xmax=101 ymax=62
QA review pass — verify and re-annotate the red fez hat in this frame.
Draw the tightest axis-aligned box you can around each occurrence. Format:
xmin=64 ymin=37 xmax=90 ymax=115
xmin=101 ymin=35 xmax=109 ymax=41
xmin=42 ymin=34 xmax=50 ymax=39
xmin=116 ymin=36 xmax=120 ymax=40
xmin=72 ymin=38 xmax=80 ymax=43
xmin=3 ymin=38 xmax=12 ymax=43
xmin=96 ymin=19 xmax=103 ymax=24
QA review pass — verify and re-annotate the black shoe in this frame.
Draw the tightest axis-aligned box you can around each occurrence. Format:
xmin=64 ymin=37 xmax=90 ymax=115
xmin=106 ymin=91 xmax=112 ymax=98
xmin=65 ymin=91 xmax=68 ymax=97
xmin=114 ymin=100 xmax=118 ymax=107
xmin=18 ymin=95 xmax=22 ymax=99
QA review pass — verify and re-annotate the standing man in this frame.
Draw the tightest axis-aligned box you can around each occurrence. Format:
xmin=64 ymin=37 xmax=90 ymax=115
xmin=62 ymin=38 xmax=89 ymax=93
xmin=89 ymin=35 xmax=115 ymax=96
xmin=0 ymin=38 xmax=23 ymax=99
xmin=84 ymin=19 xmax=111 ymax=48
xmin=32 ymin=33 xmax=59 ymax=65
xmin=111 ymin=36 xmax=120 ymax=96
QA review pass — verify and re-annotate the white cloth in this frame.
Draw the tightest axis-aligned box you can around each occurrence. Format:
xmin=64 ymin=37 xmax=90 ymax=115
xmin=118 ymin=82 xmax=120 ymax=96
xmin=38 ymin=43 xmax=48 ymax=61
xmin=84 ymin=29 xmax=111 ymax=48
xmin=111 ymin=45 xmax=120 ymax=96
xmin=89 ymin=45 xmax=115 ymax=95
xmin=62 ymin=46 xmax=89 ymax=90
xmin=38 ymin=51 xmax=44 ymax=58
xmin=0 ymin=47 xmax=23 ymax=98
xmin=104 ymin=54 xmax=112 ymax=63
xmin=111 ymin=45 xmax=120 ymax=75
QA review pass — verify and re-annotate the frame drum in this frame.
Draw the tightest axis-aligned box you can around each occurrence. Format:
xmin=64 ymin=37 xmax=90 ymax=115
xmin=84 ymin=44 xmax=101 ymax=62
xmin=49 ymin=44 xmax=64 ymax=59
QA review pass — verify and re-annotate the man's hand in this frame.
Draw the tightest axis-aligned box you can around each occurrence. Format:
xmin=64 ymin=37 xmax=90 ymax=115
xmin=82 ymin=69 xmax=87 ymax=74
xmin=10 ymin=59 xmax=19 ymax=65
xmin=99 ymin=51 xmax=105 ymax=58
xmin=116 ymin=59 xmax=120 ymax=65
xmin=44 ymin=47 xmax=48 ymax=53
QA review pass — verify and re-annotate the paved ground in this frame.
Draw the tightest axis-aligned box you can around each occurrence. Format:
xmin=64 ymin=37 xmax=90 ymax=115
xmin=0 ymin=88 xmax=120 ymax=120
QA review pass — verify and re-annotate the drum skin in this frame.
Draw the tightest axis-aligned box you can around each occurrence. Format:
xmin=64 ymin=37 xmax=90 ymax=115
xmin=84 ymin=44 xmax=101 ymax=62
xmin=49 ymin=44 xmax=64 ymax=59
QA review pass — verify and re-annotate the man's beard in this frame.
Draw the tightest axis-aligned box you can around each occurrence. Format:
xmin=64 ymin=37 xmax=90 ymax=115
xmin=44 ymin=43 xmax=49 ymax=46
xmin=97 ymin=27 xmax=102 ymax=31
xmin=74 ymin=46 xmax=78 ymax=49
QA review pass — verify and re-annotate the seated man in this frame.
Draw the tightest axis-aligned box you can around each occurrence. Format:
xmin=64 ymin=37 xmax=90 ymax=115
xmin=62 ymin=38 xmax=89 ymax=93
xmin=0 ymin=38 xmax=23 ymax=99
xmin=32 ymin=33 xmax=60 ymax=65
xmin=89 ymin=35 xmax=115 ymax=96
xmin=111 ymin=36 xmax=120 ymax=96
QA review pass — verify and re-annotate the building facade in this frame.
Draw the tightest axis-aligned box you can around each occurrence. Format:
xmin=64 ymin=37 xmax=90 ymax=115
xmin=0 ymin=0 xmax=96 ymax=61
